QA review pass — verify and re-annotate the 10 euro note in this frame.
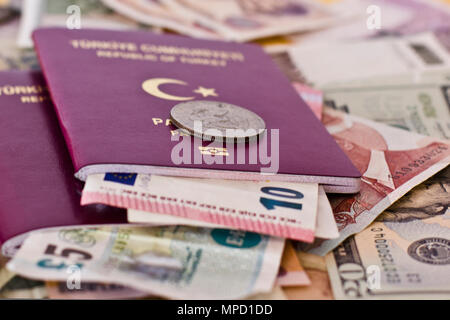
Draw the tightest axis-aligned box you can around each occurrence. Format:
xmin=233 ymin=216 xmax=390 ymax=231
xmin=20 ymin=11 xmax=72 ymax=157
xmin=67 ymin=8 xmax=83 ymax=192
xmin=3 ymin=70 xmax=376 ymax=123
xmin=299 ymin=108 xmax=450 ymax=255
xmin=7 ymin=225 xmax=284 ymax=300
xmin=81 ymin=175 xmax=319 ymax=242
xmin=127 ymin=186 xmax=339 ymax=240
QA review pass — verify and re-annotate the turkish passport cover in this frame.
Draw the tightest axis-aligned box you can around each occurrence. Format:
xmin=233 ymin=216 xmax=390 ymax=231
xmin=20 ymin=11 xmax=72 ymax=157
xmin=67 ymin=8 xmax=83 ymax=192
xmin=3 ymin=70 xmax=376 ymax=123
xmin=0 ymin=71 xmax=126 ymax=256
xmin=33 ymin=28 xmax=361 ymax=193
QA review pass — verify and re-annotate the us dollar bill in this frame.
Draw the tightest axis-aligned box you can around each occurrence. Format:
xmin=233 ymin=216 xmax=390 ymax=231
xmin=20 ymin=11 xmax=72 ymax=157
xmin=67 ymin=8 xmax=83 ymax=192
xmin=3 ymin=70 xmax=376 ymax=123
xmin=326 ymin=187 xmax=450 ymax=299
xmin=7 ymin=225 xmax=284 ymax=299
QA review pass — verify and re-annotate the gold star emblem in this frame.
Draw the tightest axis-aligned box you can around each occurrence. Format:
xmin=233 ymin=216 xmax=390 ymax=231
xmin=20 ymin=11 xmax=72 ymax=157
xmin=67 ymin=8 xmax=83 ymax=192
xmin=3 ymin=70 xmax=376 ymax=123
xmin=193 ymin=86 xmax=218 ymax=98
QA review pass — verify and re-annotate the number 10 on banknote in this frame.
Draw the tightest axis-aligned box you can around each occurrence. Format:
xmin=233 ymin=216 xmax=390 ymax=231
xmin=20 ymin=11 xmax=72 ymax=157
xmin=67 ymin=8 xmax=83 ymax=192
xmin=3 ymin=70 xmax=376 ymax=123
xmin=81 ymin=173 xmax=319 ymax=242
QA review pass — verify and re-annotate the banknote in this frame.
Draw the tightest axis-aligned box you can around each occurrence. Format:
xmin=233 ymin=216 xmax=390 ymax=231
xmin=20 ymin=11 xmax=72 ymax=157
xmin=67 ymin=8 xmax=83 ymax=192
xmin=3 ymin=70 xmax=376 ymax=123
xmin=43 ymin=0 xmax=150 ymax=31
xmin=16 ymin=0 xmax=154 ymax=49
xmin=82 ymin=175 xmax=319 ymax=242
xmin=282 ymin=251 xmax=333 ymax=300
xmin=326 ymin=203 xmax=450 ymax=299
xmin=315 ymin=187 xmax=339 ymax=239
xmin=323 ymin=79 xmax=450 ymax=140
xmin=45 ymin=281 xmax=150 ymax=299
xmin=277 ymin=241 xmax=310 ymax=287
xmin=270 ymin=51 xmax=323 ymax=119
xmin=377 ymin=0 xmax=450 ymax=36
xmin=289 ymin=32 xmax=450 ymax=87
xmin=0 ymin=0 xmax=148 ymax=69
xmin=257 ymin=0 xmax=415 ymax=53
xmin=7 ymin=225 xmax=284 ymax=299
xmin=127 ymin=186 xmax=339 ymax=240
xmin=168 ymin=0 xmax=348 ymax=42
xmin=299 ymin=107 xmax=450 ymax=255
xmin=101 ymin=0 xmax=219 ymax=39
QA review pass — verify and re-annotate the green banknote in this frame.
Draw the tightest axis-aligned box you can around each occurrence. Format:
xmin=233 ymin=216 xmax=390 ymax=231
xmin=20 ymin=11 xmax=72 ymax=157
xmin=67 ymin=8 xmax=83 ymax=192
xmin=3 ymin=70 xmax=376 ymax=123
xmin=326 ymin=185 xmax=450 ymax=299
xmin=7 ymin=226 xmax=284 ymax=299
xmin=324 ymin=80 xmax=450 ymax=140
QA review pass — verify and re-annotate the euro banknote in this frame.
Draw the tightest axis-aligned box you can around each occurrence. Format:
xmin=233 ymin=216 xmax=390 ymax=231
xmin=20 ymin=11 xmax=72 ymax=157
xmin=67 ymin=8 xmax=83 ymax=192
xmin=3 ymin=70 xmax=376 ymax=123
xmin=81 ymin=176 xmax=319 ymax=243
xmin=326 ymin=199 xmax=450 ymax=299
xmin=45 ymin=240 xmax=307 ymax=297
xmin=299 ymin=107 xmax=450 ymax=255
xmin=7 ymin=226 xmax=284 ymax=299
xmin=127 ymin=186 xmax=339 ymax=240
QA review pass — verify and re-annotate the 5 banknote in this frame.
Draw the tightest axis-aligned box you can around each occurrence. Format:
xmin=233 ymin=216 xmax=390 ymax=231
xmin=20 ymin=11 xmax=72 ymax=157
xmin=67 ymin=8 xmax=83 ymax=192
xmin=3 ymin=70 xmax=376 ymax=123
xmin=81 ymin=176 xmax=319 ymax=243
xmin=7 ymin=225 xmax=284 ymax=299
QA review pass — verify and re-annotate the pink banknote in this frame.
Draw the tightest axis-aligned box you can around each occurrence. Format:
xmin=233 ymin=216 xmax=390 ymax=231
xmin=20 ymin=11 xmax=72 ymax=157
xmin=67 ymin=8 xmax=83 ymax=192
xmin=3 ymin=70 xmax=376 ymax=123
xmin=81 ymin=175 xmax=319 ymax=242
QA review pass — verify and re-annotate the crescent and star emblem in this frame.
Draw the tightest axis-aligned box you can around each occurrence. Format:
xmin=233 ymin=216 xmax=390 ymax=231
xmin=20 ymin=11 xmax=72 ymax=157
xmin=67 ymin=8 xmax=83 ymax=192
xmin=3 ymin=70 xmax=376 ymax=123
xmin=142 ymin=78 xmax=218 ymax=101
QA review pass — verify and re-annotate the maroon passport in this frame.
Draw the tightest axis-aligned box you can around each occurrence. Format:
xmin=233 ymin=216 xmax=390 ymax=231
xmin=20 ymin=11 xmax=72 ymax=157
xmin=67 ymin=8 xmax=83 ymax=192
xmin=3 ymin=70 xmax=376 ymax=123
xmin=33 ymin=28 xmax=361 ymax=193
xmin=0 ymin=71 xmax=126 ymax=256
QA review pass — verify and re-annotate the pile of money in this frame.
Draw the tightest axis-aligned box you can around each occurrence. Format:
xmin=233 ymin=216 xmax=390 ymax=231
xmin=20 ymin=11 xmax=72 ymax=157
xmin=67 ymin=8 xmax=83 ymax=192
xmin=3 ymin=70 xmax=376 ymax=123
xmin=0 ymin=0 xmax=450 ymax=300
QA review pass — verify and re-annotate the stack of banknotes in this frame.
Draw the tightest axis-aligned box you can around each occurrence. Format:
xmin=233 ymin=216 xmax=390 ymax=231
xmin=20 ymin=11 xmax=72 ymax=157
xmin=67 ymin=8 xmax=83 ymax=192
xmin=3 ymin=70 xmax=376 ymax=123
xmin=0 ymin=0 xmax=450 ymax=300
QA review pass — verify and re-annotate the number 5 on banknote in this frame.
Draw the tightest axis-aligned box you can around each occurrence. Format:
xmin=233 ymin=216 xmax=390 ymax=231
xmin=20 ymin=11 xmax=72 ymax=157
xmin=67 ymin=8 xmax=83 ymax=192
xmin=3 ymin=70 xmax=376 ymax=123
xmin=37 ymin=244 xmax=92 ymax=270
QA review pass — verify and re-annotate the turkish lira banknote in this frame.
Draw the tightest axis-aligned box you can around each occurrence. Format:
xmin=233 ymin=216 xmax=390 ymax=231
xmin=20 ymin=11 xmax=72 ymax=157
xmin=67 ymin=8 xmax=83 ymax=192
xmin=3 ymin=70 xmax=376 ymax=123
xmin=299 ymin=107 xmax=450 ymax=255
xmin=7 ymin=225 xmax=284 ymax=299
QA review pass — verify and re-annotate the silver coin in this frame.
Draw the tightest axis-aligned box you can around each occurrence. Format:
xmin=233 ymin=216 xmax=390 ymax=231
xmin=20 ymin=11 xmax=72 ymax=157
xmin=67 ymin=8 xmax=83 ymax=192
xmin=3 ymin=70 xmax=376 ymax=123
xmin=170 ymin=100 xmax=266 ymax=142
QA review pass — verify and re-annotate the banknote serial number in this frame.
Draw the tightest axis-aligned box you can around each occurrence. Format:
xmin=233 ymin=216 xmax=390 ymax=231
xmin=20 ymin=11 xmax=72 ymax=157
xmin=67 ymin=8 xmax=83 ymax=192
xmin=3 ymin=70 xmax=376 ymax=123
xmin=390 ymin=144 xmax=448 ymax=180
xmin=371 ymin=227 xmax=401 ymax=284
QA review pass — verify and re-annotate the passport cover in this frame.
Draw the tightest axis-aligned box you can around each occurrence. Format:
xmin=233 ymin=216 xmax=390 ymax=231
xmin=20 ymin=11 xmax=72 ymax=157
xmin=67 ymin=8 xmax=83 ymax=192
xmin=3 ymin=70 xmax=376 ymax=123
xmin=33 ymin=28 xmax=361 ymax=193
xmin=0 ymin=71 xmax=126 ymax=256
